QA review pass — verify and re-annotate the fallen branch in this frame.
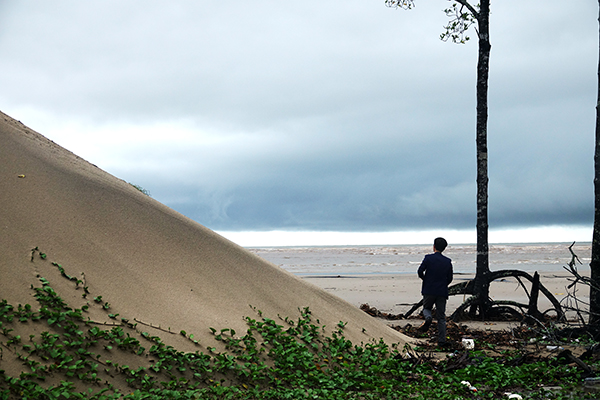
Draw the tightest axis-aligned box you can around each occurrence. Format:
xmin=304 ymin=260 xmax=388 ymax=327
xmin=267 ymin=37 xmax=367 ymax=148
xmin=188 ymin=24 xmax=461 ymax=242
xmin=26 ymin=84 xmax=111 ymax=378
xmin=556 ymin=349 xmax=593 ymax=375
xmin=360 ymin=304 xmax=403 ymax=320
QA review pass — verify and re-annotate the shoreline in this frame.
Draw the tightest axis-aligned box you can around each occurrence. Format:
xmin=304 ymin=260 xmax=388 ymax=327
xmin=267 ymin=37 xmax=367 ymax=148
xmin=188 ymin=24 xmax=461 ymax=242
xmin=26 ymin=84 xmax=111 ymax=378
xmin=301 ymin=270 xmax=588 ymax=323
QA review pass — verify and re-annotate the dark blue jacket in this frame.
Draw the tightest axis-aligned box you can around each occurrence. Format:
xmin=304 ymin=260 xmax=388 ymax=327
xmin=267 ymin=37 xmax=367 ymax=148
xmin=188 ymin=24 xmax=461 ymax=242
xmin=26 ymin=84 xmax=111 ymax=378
xmin=417 ymin=252 xmax=453 ymax=298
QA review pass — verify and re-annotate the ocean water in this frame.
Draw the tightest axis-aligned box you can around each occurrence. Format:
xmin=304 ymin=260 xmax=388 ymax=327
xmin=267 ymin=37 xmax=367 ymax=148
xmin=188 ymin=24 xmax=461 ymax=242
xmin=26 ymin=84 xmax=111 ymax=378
xmin=248 ymin=242 xmax=592 ymax=276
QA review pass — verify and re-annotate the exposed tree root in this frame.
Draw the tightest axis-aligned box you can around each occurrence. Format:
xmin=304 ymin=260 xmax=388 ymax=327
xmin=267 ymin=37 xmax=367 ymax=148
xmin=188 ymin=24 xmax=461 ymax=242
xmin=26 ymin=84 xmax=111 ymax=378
xmin=400 ymin=269 xmax=564 ymax=323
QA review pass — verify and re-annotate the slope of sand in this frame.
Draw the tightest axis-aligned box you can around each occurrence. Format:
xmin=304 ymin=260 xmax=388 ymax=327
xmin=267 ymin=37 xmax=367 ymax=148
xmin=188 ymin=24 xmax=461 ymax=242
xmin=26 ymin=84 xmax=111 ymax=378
xmin=0 ymin=111 xmax=410 ymax=381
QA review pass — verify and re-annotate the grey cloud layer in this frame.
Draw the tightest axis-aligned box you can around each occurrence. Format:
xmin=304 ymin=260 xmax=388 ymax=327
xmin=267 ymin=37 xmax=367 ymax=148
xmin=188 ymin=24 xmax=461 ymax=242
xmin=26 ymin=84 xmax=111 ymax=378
xmin=0 ymin=0 xmax=595 ymax=232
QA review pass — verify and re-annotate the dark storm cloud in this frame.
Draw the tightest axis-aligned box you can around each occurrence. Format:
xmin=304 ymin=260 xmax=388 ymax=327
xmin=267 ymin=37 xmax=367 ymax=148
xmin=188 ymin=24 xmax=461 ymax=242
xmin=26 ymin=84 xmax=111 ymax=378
xmin=0 ymin=0 xmax=596 ymax=234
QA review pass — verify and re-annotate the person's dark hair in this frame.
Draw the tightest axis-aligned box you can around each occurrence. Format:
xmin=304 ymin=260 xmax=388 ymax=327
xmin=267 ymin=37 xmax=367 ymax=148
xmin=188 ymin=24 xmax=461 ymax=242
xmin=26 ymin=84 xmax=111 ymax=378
xmin=434 ymin=237 xmax=448 ymax=252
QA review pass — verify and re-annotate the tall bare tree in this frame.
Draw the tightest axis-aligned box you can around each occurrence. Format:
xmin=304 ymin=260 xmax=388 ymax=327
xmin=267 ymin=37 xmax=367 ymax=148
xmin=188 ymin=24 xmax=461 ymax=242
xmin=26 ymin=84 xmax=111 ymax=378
xmin=386 ymin=0 xmax=492 ymax=316
xmin=591 ymin=0 xmax=600 ymax=326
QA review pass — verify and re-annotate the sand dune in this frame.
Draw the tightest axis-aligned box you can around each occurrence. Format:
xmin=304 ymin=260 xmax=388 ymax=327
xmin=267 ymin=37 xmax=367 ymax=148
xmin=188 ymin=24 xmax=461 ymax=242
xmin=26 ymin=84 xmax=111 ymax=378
xmin=0 ymin=111 xmax=409 ymax=384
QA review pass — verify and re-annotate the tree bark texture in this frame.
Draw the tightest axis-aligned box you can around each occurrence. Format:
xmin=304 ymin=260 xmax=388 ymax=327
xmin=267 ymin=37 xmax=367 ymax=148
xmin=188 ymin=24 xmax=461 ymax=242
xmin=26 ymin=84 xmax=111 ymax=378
xmin=471 ymin=0 xmax=492 ymax=316
xmin=591 ymin=0 xmax=600 ymax=325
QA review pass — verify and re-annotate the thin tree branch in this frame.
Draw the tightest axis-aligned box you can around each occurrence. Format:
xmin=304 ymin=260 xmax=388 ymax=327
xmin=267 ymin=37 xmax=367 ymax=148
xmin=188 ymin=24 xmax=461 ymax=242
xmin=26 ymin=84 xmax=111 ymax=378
xmin=454 ymin=0 xmax=479 ymax=19
xmin=453 ymin=0 xmax=479 ymax=19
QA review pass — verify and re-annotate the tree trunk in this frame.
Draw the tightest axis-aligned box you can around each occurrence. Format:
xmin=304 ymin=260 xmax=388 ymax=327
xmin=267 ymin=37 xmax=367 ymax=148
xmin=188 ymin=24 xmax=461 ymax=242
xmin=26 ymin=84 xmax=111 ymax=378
xmin=591 ymin=0 xmax=600 ymax=326
xmin=471 ymin=0 xmax=492 ymax=317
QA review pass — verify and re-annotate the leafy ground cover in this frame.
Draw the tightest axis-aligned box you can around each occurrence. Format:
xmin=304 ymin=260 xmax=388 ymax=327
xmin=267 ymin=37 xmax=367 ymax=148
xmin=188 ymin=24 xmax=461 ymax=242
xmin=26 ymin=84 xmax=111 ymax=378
xmin=1 ymin=255 xmax=599 ymax=399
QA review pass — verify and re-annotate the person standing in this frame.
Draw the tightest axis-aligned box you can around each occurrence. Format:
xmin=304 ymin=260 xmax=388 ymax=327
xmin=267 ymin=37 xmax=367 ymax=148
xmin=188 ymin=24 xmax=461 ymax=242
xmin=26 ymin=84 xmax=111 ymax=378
xmin=417 ymin=237 xmax=453 ymax=346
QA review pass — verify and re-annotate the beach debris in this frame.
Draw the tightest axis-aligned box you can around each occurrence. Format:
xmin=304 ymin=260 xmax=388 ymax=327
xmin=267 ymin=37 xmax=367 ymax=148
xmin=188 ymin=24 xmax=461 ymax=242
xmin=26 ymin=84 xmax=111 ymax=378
xmin=359 ymin=303 xmax=403 ymax=320
xmin=461 ymin=338 xmax=475 ymax=350
xmin=540 ymin=385 xmax=563 ymax=393
xmin=584 ymin=377 xmax=600 ymax=389
xmin=504 ymin=393 xmax=523 ymax=399
xmin=17 ymin=174 xmax=25 ymax=178
xmin=460 ymin=380 xmax=477 ymax=392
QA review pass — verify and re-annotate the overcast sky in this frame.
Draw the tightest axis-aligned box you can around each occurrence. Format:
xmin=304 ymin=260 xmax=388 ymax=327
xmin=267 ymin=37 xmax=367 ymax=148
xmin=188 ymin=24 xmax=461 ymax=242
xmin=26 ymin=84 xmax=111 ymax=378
xmin=0 ymin=1 xmax=596 ymax=246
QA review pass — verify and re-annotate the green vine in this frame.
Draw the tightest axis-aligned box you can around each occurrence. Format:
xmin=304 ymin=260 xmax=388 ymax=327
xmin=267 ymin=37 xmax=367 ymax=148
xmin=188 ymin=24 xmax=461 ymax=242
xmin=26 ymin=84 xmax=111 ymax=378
xmin=0 ymin=251 xmax=595 ymax=399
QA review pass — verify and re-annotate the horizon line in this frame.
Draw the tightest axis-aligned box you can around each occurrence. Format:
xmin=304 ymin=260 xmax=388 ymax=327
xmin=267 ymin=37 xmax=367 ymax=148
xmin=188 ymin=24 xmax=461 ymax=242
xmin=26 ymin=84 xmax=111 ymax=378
xmin=217 ymin=225 xmax=592 ymax=248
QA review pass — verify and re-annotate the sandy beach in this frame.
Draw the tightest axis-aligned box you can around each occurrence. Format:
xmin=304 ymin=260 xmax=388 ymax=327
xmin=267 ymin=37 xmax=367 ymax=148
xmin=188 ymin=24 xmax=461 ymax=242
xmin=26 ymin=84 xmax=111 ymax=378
xmin=303 ymin=272 xmax=585 ymax=318
xmin=300 ymin=271 xmax=591 ymax=335
xmin=249 ymin=244 xmax=592 ymax=324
